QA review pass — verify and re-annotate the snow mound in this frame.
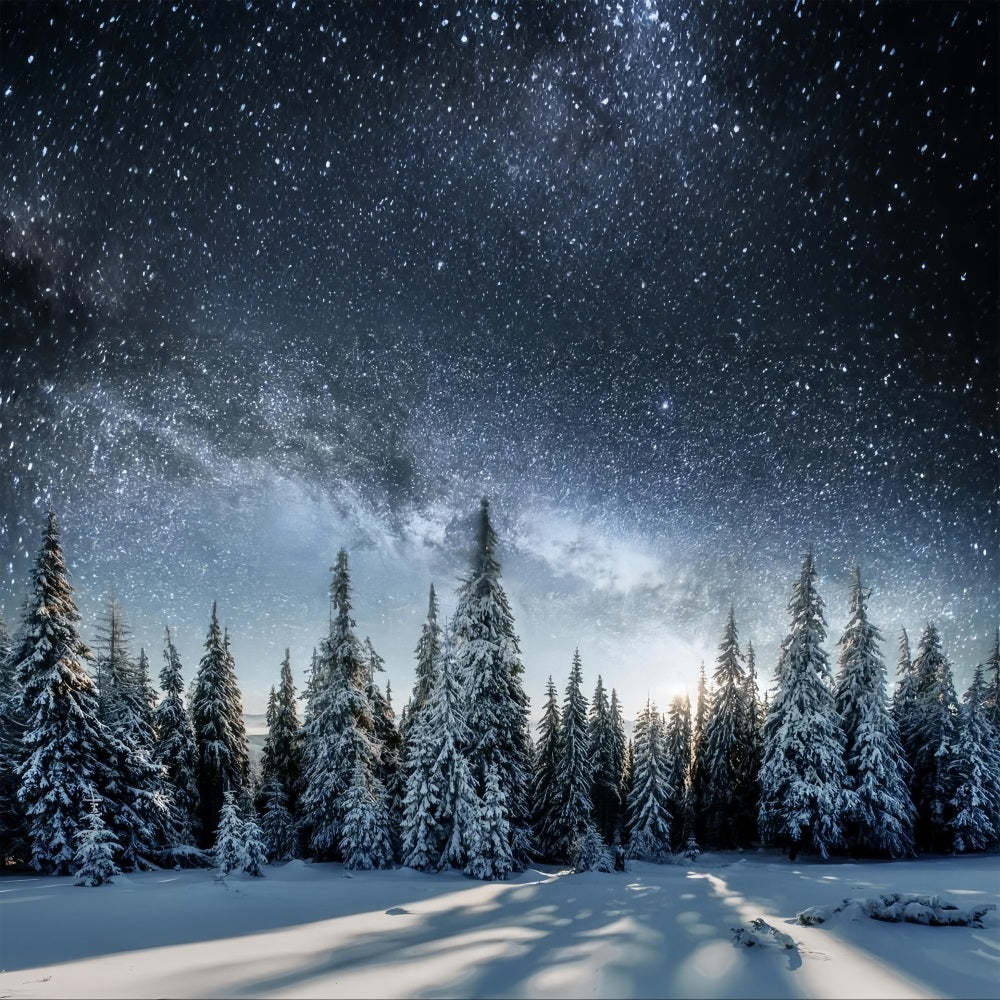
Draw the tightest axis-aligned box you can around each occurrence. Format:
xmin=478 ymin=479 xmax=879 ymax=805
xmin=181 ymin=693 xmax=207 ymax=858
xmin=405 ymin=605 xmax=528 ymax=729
xmin=732 ymin=916 xmax=798 ymax=949
xmin=796 ymin=892 xmax=997 ymax=928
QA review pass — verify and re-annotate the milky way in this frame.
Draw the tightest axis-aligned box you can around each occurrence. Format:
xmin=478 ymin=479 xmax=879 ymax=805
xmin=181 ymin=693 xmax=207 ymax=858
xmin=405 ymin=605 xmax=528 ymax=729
xmin=1 ymin=1 xmax=996 ymax=714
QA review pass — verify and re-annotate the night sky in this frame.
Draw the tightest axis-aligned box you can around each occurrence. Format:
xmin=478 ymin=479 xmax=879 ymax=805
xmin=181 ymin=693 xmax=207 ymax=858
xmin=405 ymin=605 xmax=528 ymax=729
xmin=1 ymin=1 xmax=997 ymax=717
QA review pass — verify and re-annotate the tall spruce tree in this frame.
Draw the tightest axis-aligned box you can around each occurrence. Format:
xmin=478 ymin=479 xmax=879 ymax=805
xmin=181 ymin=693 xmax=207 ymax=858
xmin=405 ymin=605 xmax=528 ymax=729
xmin=529 ymin=675 xmax=562 ymax=861
xmin=191 ymin=602 xmax=251 ymax=846
xmin=551 ymin=650 xmax=594 ymax=861
xmin=982 ymin=628 xmax=1000 ymax=732
xmin=758 ymin=552 xmax=848 ymax=859
xmin=0 ymin=610 xmax=26 ymax=863
xmin=260 ymin=649 xmax=303 ymax=822
xmin=452 ymin=498 xmax=532 ymax=870
xmin=300 ymin=550 xmax=386 ymax=860
xmin=364 ymin=637 xmax=402 ymax=847
xmin=625 ymin=700 xmax=672 ymax=859
xmin=663 ymin=694 xmax=693 ymax=850
xmin=906 ymin=623 xmax=961 ymax=852
xmin=588 ymin=676 xmax=620 ymax=844
xmin=94 ymin=602 xmax=170 ymax=869
xmin=153 ymin=628 xmax=200 ymax=848
xmin=689 ymin=662 xmax=709 ymax=843
xmin=403 ymin=584 xmax=441 ymax=748
xmin=949 ymin=665 xmax=1000 ymax=852
xmin=833 ymin=569 xmax=915 ymax=857
xmin=700 ymin=609 xmax=757 ymax=847
xmin=13 ymin=509 xmax=116 ymax=874
xmin=740 ymin=640 xmax=763 ymax=843
xmin=609 ymin=687 xmax=627 ymax=841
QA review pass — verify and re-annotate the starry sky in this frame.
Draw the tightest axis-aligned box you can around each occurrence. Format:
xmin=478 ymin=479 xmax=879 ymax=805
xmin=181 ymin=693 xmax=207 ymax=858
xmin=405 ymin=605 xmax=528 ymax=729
xmin=1 ymin=1 xmax=997 ymax=718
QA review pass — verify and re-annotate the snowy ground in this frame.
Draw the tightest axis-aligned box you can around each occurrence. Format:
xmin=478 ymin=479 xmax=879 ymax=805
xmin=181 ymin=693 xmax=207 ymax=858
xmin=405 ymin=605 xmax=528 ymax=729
xmin=1 ymin=852 xmax=997 ymax=999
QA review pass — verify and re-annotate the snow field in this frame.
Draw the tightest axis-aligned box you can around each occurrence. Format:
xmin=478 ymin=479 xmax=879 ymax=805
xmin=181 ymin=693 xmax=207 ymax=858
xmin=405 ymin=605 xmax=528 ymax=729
xmin=1 ymin=852 xmax=997 ymax=999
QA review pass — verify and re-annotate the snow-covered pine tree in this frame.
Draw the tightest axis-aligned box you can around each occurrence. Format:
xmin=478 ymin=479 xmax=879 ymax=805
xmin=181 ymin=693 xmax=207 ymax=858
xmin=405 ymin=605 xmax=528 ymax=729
xmin=13 ymin=509 xmax=118 ymax=874
xmin=758 ymin=552 xmax=848 ymax=859
xmin=700 ymin=609 xmax=757 ymax=848
xmin=740 ymin=640 xmax=763 ymax=841
xmin=689 ymin=662 xmax=709 ymax=844
xmin=551 ymin=650 xmax=594 ymax=861
xmin=588 ymin=675 xmax=620 ymax=845
xmin=399 ymin=709 xmax=445 ymax=870
xmin=154 ymin=628 xmax=201 ymax=853
xmin=0 ymin=610 xmax=26 ymax=863
xmin=625 ymin=700 xmax=672 ymax=860
xmin=259 ymin=649 xmax=303 ymax=829
xmin=191 ymin=603 xmax=251 ymax=847
xmin=74 ymin=800 xmax=122 ymax=887
xmin=300 ymin=550 xmax=383 ymax=860
xmin=94 ymin=601 xmax=171 ymax=870
xmin=982 ymin=628 xmax=1000 ymax=732
xmin=609 ymin=687 xmax=627 ymax=841
xmin=402 ymin=583 xmax=441 ymax=751
xmin=833 ymin=569 xmax=915 ymax=858
xmin=464 ymin=763 xmax=512 ymax=881
xmin=529 ymin=675 xmax=562 ymax=861
xmin=338 ymin=759 xmax=393 ymax=870
xmin=663 ymin=693 xmax=694 ymax=850
xmin=242 ymin=810 xmax=269 ymax=876
xmin=949 ymin=664 xmax=1000 ymax=852
xmin=906 ymin=624 xmax=961 ymax=852
xmin=364 ymin=636 xmax=402 ymax=852
xmin=259 ymin=777 xmax=298 ymax=861
xmin=620 ymin=736 xmax=635 ymax=846
xmin=426 ymin=626 xmax=478 ymax=870
xmin=213 ymin=791 xmax=245 ymax=875
xmin=453 ymin=498 xmax=532 ymax=868
xmin=572 ymin=824 xmax=614 ymax=873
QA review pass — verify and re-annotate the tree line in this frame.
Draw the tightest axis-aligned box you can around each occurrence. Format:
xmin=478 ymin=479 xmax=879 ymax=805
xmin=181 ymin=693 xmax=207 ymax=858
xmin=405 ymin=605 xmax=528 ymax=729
xmin=0 ymin=501 xmax=997 ymax=880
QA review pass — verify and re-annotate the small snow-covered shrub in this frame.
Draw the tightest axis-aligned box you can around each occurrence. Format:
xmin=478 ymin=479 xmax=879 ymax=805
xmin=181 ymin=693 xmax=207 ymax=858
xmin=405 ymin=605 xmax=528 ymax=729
xmin=797 ymin=892 xmax=997 ymax=928
xmin=74 ymin=802 xmax=122 ymax=887
xmin=572 ymin=826 xmax=613 ymax=873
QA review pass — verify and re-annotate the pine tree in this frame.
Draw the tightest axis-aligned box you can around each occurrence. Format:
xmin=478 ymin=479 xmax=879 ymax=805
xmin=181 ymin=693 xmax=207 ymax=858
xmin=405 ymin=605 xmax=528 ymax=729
xmin=689 ymin=662 xmax=709 ymax=843
xmin=93 ymin=600 xmax=170 ymax=870
xmin=700 ymin=609 xmax=757 ymax=848
xmin=529 ymin=676 xmax=562 ymax=860
xmin=740 ymin=641 xmax=763 ymax=842
xmin=551 ymin=650 xmax=593 ymax=861
xmin=300 ymin=550 xmax=382 ymax=859
xmin=949 ymin=665 xmax=1000 ymax=852
xmin=403 ymin=584 xmax=441 ymax=750
xmin=213 ymin=791 xmax=245 ymax=875
xmin=588 ymin=676 xmax=620 ymax=845
xmin=452 ymin=498 xmax=532 ymax=867
xmin=663 ymin=694 xmax=693 ymax=850
xmin=259 ymin=779 xmax=298 ymax=862
xmin=74 ymin=801 xmax=122 ymax=887
xmin=242 ymin=811 xmax=269 ymax=876
xmin=464 ymin=763 xmax=512 ymax=881
xmin=13 ymin=509 xmax=118 ymax=874
xmin=758 ymin=552 xmax=848 ymax=859
xmin=153 ymin=628 xmax=201 ymax=849
xmin=429 ymin=628 xmax=479 ymax=870
xmin=625 ymin=700 xmax=672 ymax=860
xmin=259 ymin=650 xmax=303 ymax=826
xmin=981 ymin=628 xmax=1000 ymax=732
xmin=191 ymin=603 xmax=251 ymax=847
xmin=338 ymin=760 xmax=394 ymax=870
xmin=364 ymin=637 xmax=402 ymax=852
xmin=833 ymin=569 xmax=915 ymax=857
xmin=608 ymin=687 xmax=627 ymax=842
xmin=906 ymin=624 xmax=961 ymax=852
xmin=0 ymin=610 xmax=26 ymax=863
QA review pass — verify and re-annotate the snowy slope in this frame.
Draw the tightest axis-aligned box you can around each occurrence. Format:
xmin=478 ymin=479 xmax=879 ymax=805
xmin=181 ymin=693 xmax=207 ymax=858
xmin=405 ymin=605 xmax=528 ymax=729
xmin=1 ymin=852 xmax=997 ymax=999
